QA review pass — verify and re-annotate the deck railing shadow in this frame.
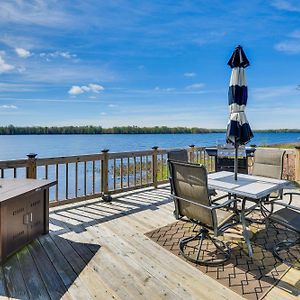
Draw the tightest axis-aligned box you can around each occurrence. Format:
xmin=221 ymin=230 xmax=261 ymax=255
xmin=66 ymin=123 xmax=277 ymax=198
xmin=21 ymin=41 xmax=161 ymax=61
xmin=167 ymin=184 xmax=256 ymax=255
xmin=49 ymin=186 xmax=172 ymax=235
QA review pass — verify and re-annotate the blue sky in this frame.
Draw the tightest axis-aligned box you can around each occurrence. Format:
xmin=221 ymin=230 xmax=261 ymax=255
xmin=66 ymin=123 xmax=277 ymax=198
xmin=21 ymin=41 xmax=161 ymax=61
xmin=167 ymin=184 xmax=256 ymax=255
xmin=0 ymin=0 xmax=300 ymax=129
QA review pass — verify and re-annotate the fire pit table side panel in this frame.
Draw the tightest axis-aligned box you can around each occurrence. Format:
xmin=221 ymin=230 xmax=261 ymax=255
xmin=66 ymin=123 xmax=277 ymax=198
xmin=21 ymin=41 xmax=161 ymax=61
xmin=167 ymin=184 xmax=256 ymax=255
xmin=0 ymin=179 xmax=55 ymax=263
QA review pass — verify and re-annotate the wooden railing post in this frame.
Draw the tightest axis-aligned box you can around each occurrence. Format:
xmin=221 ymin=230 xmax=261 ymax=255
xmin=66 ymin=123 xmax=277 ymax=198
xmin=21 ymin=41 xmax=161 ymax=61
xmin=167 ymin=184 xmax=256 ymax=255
xmin=189 ymin=145 xmax=195 ymax=163
xmin=26 ymin=153 xmax=37 ymax=179
xmin=152 ymin=146 xmax=158 ymax=188
xmin=101 ymin=149 xmax=112 ymax=202
xmin=295 ymin=147 xmax=300 ymax=185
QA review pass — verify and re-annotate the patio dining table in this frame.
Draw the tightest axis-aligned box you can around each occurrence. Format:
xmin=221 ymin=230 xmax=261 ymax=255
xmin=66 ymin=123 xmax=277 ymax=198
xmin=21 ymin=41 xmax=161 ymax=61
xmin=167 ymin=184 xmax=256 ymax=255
xmin=207 ymin=171 xmax=290 ymax=257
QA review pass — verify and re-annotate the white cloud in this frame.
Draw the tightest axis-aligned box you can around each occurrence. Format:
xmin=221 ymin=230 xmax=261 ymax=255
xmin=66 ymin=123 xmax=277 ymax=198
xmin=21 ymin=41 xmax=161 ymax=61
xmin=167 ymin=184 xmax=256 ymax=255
xmin=18 ymin=62 xmax=115 ymax=84
xmin=81 ymin=86 xmax=90 ymax=92
xmin=17 ymin=66 xmax=26 ymax=73
xmin=108 ymin=104 xmax=118 ymax=108
xmin=184 ymin=72 xmax=196 ymax=77
xmin=289 ymin=30 xmax=300 ymax=39
xmin=0 ymin=83 xmax=36 ymax=92
xmin=0 ymin=1 xmax=69 ymax=27
xmin=0 ymin=55 xmax=15 ymax=73
xmin=88 ymin=83 xmax=104 ymax=93
xmin=68 ymin=83 xmax=104 ymax=95
xmin=59 ymin=52 xmax=73 ymax=59
xmin=68 ymin=86 xmax=84 ymax=95
xmin=154 ymin=86 xmax=175 ymax=92
xmin=40 ymin=51 xmax=77 ymax=60
xmin=185 ymin=83 xmax=205 ymax=90
xmin=274 ymin=41 xmax=300 ymax=54
xmin=0 ymin=105 xmax=18 ymax=109
xmin=252 ymin=85 xmax=298 ymax=100
xmin=0 ymin=35 xmax=38 ymax=50
xmin=15 ymin=48 xmax=31 ymax=58
xmin=271 ymin=0 xmax=300 ymax=12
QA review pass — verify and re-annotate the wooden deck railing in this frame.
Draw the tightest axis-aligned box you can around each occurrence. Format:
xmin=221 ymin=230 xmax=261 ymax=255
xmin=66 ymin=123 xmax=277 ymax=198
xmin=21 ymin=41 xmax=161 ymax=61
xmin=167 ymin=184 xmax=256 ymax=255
xmin=0 ymin=146 xmax=297 ymax=206
xmin=0 ymin=146 xmax=213 ymax=206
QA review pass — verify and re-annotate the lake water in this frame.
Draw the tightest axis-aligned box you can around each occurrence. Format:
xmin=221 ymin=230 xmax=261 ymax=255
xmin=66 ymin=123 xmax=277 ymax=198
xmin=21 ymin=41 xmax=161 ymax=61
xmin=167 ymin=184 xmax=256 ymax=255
xmin=1 ymin=132 xmax=300 ymax=160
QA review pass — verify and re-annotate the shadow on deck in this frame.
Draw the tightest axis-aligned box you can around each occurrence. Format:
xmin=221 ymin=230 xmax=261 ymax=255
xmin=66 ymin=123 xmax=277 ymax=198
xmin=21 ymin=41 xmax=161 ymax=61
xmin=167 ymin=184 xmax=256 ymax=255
xmin=0 ymin=186 xmax=172 ymax=300
xmin=0 ymin=185 xmax=298 ymax=300
xmin=1 ymin=235 xmax=100 ymax=299
xmin=50 ymin=186 xmax=172 ymax=235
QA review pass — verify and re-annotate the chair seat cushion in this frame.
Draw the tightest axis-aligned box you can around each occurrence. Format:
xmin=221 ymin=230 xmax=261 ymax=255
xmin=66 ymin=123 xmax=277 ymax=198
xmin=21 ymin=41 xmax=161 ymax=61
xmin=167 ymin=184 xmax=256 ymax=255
xmin=270 ymin=208 xmax=300 ymax=233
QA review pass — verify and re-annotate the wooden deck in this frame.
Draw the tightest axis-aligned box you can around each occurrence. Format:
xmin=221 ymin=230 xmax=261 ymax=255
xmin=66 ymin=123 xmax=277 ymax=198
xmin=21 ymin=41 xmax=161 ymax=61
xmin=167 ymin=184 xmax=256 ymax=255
xmin=0 ymin=185 xmax=299 ymax=299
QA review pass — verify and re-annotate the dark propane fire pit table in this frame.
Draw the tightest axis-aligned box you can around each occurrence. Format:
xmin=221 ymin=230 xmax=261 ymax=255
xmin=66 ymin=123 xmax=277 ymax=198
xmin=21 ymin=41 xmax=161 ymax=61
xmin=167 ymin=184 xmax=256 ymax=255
xmin=205 ymin=146 xmax=256 ymax=174
xmin=0 ymin=178 xmax=56 ymax=263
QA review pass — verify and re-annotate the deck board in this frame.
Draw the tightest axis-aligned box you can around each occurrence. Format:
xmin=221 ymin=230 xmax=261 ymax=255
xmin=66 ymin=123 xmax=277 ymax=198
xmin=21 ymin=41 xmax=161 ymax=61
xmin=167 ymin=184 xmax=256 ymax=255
xmin=28 ymin=240 xmax=71 ymax=300
xmin=51 ymin=208 xmax=179 ymax=299
xmin=0 ymin=186 xmax=298 ymax=299
xmin=0 ymin=267 xmax=7 ymax=297
xmin=3 ymin=253 xmax=29 ymax=299
xmin=17 ymin=247 xmax=51 ymax=300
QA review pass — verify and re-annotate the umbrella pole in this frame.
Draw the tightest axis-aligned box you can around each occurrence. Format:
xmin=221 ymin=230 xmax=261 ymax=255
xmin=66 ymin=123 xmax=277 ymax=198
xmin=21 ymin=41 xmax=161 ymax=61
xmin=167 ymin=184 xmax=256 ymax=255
xmin=234 ymin=137 xmax=238 ymax=180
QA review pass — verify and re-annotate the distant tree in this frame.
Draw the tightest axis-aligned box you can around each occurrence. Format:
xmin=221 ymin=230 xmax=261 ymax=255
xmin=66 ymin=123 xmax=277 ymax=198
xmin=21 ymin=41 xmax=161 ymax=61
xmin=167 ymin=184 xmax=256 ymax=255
xmin=0 ymin=125 xmax=298 ymax=135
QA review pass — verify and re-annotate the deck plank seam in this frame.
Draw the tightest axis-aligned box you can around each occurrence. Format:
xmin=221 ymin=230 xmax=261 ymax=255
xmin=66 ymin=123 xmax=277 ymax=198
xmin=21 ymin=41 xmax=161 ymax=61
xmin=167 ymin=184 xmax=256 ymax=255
xmin=17 ymin=247 xmax=52 ymax=300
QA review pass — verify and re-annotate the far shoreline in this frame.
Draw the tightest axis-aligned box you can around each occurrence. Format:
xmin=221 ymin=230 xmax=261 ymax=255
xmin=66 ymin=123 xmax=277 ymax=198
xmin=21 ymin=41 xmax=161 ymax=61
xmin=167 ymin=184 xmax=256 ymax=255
xmin=0 ymin=125 xmax=300 ymax=135
xmin=260 ymin=142 xmax=300 ymax=149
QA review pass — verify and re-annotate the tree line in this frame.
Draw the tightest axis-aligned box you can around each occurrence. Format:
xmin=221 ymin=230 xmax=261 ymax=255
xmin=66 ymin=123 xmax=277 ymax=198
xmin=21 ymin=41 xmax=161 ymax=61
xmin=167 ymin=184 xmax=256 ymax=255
xmin=0 ymin=125 xmax=222 ymax=134
xmin=0 ymin=125 xmax=298 ymax=135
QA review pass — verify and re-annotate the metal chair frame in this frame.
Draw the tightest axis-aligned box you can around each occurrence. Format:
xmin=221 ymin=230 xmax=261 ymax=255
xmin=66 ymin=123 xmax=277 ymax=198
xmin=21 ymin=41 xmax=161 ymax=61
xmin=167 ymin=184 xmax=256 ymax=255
xmin=248 ymin=149 xmax=286 ymax=220
xmin=171 ymin=194 xmax=238 ymax=266
xmin=268 ymin=192 xmax=300 ymax=269
xmin=168 ymin=160 xmax=239 ymax=266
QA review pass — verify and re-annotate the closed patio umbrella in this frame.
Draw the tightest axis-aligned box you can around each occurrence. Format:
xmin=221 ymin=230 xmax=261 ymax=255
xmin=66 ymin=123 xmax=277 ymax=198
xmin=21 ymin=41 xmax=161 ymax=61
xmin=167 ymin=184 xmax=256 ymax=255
xmin=226 ymin=45 xmax=253 ymax=180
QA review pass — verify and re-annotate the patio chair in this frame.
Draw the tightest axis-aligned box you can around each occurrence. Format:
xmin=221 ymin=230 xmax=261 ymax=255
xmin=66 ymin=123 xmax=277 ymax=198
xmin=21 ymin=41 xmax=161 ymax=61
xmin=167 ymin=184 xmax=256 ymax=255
xmin=252 ymin=148 xmax=285 ymax=196
xmin=168 ymin=160 xmax=238 ymax=266
xmin=268 ymin=195 xmax=300 ymax=269
xmin=167 ymin=149 xmax=189 ymax=162
xmin=251 ymin=148 xmax=285 ymax=217
xmin=167 ymin=149 xmax=217 ymax=197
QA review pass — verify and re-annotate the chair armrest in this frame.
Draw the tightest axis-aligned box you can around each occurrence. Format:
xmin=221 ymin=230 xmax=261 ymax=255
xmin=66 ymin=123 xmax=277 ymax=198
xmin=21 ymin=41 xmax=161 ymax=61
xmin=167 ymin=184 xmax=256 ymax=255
xmin=211 ymin=198 xmax=237 ymax=209
xmin=284 ymin=192 xmax=300 ymax=197
xmin=210 ymin=194 xmax=229 ymax=202
xmin=270 ymin=199 xmax=300 ymax=212
xmin=171 ymin=195 xmax=237 ymax=211
xmin=283 ymin=192 xmax=300 ymax=205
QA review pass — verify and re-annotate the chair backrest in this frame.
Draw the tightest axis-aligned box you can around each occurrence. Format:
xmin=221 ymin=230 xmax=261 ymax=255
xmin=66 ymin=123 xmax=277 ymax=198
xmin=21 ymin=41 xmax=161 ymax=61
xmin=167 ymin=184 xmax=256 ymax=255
xmin=167 ymin=149 xmax=188 ymax=162
xmin=168 ymin=160 xmax=214 ymax=228
xmin=252 ymin=148 xmax=285 ymax=179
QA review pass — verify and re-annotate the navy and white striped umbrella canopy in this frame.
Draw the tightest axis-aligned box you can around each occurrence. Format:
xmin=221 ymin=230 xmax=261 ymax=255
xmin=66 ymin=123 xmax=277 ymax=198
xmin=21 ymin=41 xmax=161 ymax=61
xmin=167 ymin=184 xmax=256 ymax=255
xmin=226 ymin=45 xmax=253 ymax=146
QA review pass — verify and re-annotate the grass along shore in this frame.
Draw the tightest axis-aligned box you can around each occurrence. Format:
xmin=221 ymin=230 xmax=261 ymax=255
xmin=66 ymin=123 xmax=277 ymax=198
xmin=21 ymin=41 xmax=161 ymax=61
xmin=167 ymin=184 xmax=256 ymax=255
xmin=259 ymin=142 xmax=300 ymax=149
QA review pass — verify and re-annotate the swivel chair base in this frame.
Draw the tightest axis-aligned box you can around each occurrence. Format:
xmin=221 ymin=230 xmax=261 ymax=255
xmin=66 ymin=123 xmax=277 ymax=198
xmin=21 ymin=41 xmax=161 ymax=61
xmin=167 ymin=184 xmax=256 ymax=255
xmin=179 ymin=228 xmax=231 ymax=266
